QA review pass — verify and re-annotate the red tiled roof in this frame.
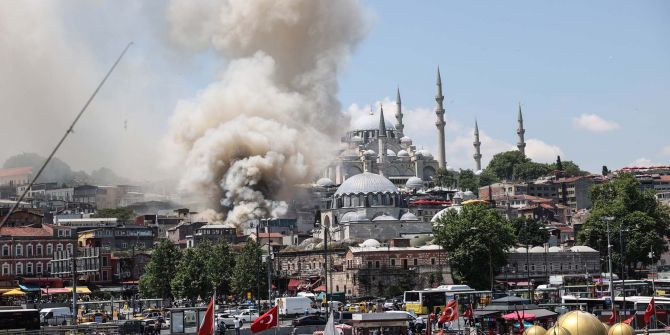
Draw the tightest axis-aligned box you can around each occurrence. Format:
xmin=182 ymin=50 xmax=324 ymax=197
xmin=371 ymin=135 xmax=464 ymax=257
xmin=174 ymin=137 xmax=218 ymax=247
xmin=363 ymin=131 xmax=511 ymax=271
xmin=660 ymin=175 xmax=670 ymax=181
xmin=0 ymin=166 xmax=33 ymax=178
xmin=0 ymin=224 xmax=53 ymax=237
xmin=253 ymin=233 xmax=285 ymax=238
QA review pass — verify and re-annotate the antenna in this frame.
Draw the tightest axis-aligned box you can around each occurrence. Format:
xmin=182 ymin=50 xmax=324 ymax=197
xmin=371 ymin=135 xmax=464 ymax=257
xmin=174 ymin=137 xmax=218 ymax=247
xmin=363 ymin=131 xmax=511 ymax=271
xmin=0 ymin=42 xmax=133 ymax=228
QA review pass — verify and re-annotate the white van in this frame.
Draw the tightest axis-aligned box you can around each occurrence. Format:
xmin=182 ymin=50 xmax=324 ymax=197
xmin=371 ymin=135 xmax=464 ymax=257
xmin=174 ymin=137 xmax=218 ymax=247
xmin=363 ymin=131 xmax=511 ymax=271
xmin=40 ymin=307 xmax=71 ymax=326
xmin=275 ymin=297 xmax=318 ymax=316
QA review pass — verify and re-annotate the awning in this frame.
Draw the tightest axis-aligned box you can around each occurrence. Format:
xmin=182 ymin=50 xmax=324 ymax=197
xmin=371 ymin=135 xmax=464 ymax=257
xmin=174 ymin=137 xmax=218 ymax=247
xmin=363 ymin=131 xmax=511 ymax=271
xmin=502 ymin=311 xmax=535 ymax=321
xmin=19 ymin=284 xmax=41 ymax=292
xmin=40 ymin=287 xmax=91 ymax=294
xmin=71 ymin=287 xmax=91 ymax=294
xmin=313 ymin=285 xmax=327 ymax=292
xmin=2 ymin=289 xmax=26 ymax=296
xmin=288 ymin=279 xmax=301 ymax=290
xmin=98 ymin=287 xmax=125 ymax=293
xmin=0 ymin=288 xmax=19 ymax=294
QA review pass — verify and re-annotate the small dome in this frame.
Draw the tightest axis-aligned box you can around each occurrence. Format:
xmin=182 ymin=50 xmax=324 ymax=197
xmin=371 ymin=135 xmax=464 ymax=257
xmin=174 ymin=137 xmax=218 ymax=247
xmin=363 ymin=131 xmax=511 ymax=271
xmin=340 ymin=212 xmax=358 ymax=223
xmin=524 ymin=325 xmax=547 ymax=335
xmin=530 ymin=246 xmax=545 ymax=253
xmin=417 ymin=149 xmax=432 ymax=158
xmin=608 ymin=323 xmax=633 ymax=335
xmin=570 ymin=246 xmax=597 ymax=253
xmin=400 ymin=212 xmax=419 ymax=221
xmin=351 ymin=113 xmax=396 ymax=131
xmin=335 ymin=172 xmax=398 ymax=196
xmin=548 ymin=246 xmax=562 ymax=252
xmin=545 ymin=327 xmax=571 ymax=335
xmin=516 ymin=247 xmax=528 ymax=253
xmin=601 ymin=323 xmax=610 ymax=334
xmin=387 ymin=149 xmax=396 ymax=157
xmin=453 ymin=192 xmax=464 ymax=199
xmin=397 ymin=150 xmax=409 ymax=157
xmin=363 ymin=150 xmax=376 ymax=157
xmin=431 ymin=206 xmax=462 ymax=222
xmin=351 ymin=135 xmax=363 ymax=142
xmin=559 ymin=311 xmax=607 ymax=335
xmin=406 ymin=177 xmax=424 ymax=190
xmin=463 ymin=191 xmax=475 ymax=200
xmin=372 ymin=215 xmax=396 ymax=221
xmin=360 ymin=239 xmax=381 ymax=248
xmin=400 ymin=136 xmax=412 ymax=144
xmin=315 ymin=177 xmax=335 ymax=187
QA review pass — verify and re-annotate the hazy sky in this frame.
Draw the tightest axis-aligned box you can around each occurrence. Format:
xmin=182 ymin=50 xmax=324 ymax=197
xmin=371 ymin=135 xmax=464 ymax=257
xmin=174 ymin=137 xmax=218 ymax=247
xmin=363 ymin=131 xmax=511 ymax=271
xmin=0 ymin=1 xmax=668 ymax=181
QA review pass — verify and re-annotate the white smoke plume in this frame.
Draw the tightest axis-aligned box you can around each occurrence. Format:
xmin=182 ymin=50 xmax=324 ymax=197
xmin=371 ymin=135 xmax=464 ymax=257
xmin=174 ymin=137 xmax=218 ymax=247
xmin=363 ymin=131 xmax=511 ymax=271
xmin=163 ymin=0 xmax=368 ymax=224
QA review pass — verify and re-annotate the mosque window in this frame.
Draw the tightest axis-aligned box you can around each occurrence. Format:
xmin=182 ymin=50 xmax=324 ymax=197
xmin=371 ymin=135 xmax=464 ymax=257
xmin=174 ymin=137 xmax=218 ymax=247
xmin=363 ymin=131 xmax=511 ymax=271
xmin=344 ymin=196 xmax=351 ymax=207
xmin=351 ymin=196 xmax=359 ymax=207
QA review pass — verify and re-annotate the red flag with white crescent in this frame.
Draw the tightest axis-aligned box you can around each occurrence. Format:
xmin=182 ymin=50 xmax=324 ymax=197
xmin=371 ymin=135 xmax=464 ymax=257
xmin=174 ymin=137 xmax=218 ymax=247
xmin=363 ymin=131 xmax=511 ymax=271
xmin=197 ymin=296 xmax=215 ymax=335
xmin=251 ymin=306 xmax=278 ymax=333
xmin=439 ymin=300 xmax=458 ymax=323
xmin=644 ymin=297 xmax=656 ymax=325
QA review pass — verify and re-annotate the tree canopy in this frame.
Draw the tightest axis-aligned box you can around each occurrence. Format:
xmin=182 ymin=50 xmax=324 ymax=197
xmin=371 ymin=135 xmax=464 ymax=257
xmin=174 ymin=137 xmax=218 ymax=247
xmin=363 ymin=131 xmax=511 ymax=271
xmin=511 ymin=217 xmax=550 ymax=247
xmin=434 ymin=168 xmax=457 ymax=188
xmin=232 ymin=238 xmax=267 ymax=299
xmin=433 ymin=204 xmax=516 ymax=290
xmin=482 ymin=150 xmax=587 ymax=182
xmin=577 ymin=173 xmax=670 ymax=273
xmin=458 ymin=169 xmax=479 ymax=194
xmin=485 ymin=151 xmax=530 ymax=181
xmin=139 ymin=240 xmax=181 ymax=299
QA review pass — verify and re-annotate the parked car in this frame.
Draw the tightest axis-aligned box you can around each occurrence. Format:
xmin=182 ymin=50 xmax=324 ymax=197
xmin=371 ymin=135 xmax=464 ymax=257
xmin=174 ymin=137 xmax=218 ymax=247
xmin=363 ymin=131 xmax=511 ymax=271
xmin=292 ymin=315 xmax=327 ymax=327
xmin=80 ymin=312 xmax=109 ymax=323
xmin=234 ymin=309 xmax=259 ymax=322
xmin=216 ymin=313 xmax=238 ymax=328
xmin=118 ymin=319 xmax=144 ymax=335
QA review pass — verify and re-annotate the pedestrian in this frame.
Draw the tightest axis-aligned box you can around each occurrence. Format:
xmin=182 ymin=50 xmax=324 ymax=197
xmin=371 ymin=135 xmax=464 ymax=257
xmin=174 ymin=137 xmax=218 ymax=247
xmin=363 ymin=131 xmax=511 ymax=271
xmin=234 ymin=317 xmax=241 ymax=335
xmin=218 ymin=319 xmax=227 ymax=335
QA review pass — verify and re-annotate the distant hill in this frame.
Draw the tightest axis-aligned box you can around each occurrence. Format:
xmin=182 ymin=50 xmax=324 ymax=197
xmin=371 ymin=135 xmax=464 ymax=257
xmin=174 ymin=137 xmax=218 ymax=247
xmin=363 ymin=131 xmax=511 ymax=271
xmin=2 ymin=153 xmax=131 ymax=186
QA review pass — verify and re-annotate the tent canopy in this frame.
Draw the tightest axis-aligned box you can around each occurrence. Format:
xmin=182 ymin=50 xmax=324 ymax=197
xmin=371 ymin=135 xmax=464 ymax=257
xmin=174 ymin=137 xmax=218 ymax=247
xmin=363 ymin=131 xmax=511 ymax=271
xmin=502 ymin=312 xmax=536 ymax=321
xmin=2 ymin=289 xmax=26 ymax=296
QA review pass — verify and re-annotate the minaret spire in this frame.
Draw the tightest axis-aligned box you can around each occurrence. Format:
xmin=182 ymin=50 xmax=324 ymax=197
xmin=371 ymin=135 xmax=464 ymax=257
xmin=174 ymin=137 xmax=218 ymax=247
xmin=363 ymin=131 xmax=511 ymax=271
xmin=473 ymin=119 xmax=482 ymax=171
xmin=516 ymin=102 xmax=526 ymax=156
xmin=435 ymin=67 xmax=447 ymax=168
xmin=378 ymin=104 xmax=387 ymax=137
xmin=395 ymin=87 xmax=404 ymax=137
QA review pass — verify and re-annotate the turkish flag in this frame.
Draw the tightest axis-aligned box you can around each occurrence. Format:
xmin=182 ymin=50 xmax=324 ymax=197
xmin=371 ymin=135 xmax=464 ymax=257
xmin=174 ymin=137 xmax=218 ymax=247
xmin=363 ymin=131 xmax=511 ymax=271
xmin=463 ymin=304 xmax=473 ymax=319
xmin=622 ymin=314 xmax=635 ymax=325
xmin=608 ymin=307 xmax=617 ymax=325
xmin=251 ymin=306 xmax=278 ymax=333
xmin=197 ymin=296 xmax=215 ymax=335
xmin=439 ymin=300 xmax=458 ymax=323
xmin=644 ymin=297 xmax=656 ymax=325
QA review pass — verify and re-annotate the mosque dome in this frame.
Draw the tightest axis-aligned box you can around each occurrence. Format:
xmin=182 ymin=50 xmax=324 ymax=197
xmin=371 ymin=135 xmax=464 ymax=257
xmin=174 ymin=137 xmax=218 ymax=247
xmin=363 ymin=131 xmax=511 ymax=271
xmin=463 ymin=190 xmax=475 ymax=200
xmin=417 ymin=149 xmax=433 ymax=158
xmin=400 ymin=212 xmax=419 ymax=221
xmin=387 ymin=149 xmax=396 ymax=157
xmin=352 ymin=113 xmax=396 ymax=131
xmin=607 ymin=323 xmax=633 ymax=335
xmin=516 ymin=247 xmax=528 ymax=253
xmin=454 ymin=192 xmax=464 ymax=199
xmin=431 ymin=206 xmax=462 ymax=222
xmin=559 ymin=311 xmax=607 ymax=335
xmin=524 ymin=325 xmax=547 ymax=335
xmin=372 ymin=215 xmax=396 ymax=221
xmin=549 ymin=246 xmax=562 ymax=252
xmin=315 ymin=177 xmax=335 ymax=187
xmin=335 ymin=172 xmax=398 ymax=196
xmin=400 ymin=136 xmax=412 ymax=144
xmin=406 ymin=177 xmax=424 ymax=190
xmin=601 ymin=323 xmax=610 ymax=334
xmin=397 ymin=150 xmax=409 ymax=157
xmin=363 ymin=150 xmax=376 ymax=157
xmin=340 ymin=211 xmax=368 ymax=223
xmin=360 ymin=239 xmax=381 ymax=248
xmin=545 ymin=326 xmax=571 ymax=335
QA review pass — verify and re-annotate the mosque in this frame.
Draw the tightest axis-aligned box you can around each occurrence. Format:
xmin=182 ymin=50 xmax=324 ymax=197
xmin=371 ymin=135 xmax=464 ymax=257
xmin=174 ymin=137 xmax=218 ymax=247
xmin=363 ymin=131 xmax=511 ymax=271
xmin=313 ymin=68 xmax=529 ymax=242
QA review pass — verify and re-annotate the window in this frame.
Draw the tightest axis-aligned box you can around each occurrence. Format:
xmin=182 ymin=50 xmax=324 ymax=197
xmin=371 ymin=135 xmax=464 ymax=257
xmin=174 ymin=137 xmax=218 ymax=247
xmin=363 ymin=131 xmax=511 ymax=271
xmin=403 ymin=259 xmax=408 ymax=269
xmin=15 ymin=244 xmax=23 ymax=256
xmin=1 ymin=264 xmax=9 ymax=275
xmin=390 ymin=259 xmax=396 ymax=267
xmin=36 ymin=263 xmax=43 ymax=274
xmin=121 ymin=243 xmax=127 ymax=249
xmin=26 ymin=244 xmax=33 ymax=257
xmin=47 ymin=262 xmax=51 ymax=273
xmin=2 ymin=245 xmax=8 ymax=256
xmin=375 ymin=261 xmax=380 ymax=268
xmin=413 ymin=259 xmax=418 ymax=266
xmin=46 ymin=244 xmax=53 ymax=256
xmin=15 ymin=263 xmax=23 ymax=275
xmin=56 ymin=244 xmax=63 ymax=252
xmin=26 ymin=263 xmax=33 ymax=274
xmin=336 ymin=285 xmax=340 ymax=292
xmin=431 ymin=258 xmax=436 ymax=265
xmin=367 ymin=261 xmax=372 ymax=268
xmin=102 ymin=257 xmax=108 ymax=266
xmin=103 ymin=271 xmax=108 ymax=281
xmin=66 ymin=244 xmax=73 ymax=254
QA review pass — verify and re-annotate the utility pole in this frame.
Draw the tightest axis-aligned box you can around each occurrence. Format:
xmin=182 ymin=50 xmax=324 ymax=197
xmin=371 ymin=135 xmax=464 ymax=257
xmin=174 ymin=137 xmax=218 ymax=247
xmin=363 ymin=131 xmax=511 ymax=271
xmin=256 ymin=220 xmax=261 ymax=310
xmin=266 ymin=218 xmax=273 ymax=307
xmin=602 ymin=217 xmax=615 ymax=320
xmin=620 ymin=226 xmax=626 ymax=317
xmin=71 ymin=247 xmax=78 ymax=328
xmin=323 ymin=223 xmax=329 ymax=315
xmin=525 ymin=221 xmax=532 ymax=304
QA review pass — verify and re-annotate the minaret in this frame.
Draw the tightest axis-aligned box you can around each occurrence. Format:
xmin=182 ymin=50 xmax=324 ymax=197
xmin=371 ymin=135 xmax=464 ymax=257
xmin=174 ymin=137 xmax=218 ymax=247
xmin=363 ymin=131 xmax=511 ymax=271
xmin=516 ymin=103 xmax=526 ymax=156
xmin=435 ymin=67 xmax=447 ymax=168
xmin=473 ymin=120 xmax=482 ymax=171
xmin=377 ymin=105 xmax=387 ymax=174
xmin=395 ymin=87 xmax=404 ymax=138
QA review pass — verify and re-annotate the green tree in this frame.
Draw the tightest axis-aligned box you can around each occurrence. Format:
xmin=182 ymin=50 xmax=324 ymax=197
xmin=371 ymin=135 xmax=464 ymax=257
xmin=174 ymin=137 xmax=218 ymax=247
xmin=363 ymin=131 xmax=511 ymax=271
xmin=478 ymin=169 xmax=499 ymax=187
xmin=171 ymin=245 xmax=213 ymax=300
xmin=433 ymin=204 xmax=516 ymax=290
xmin=232 ymin=239 xmax=267 ymax=299
xmin=548 ymin=160 xmax=588 ymax=178
xmin=512 ymin=162 xmax=551 ymax=181
xmin=434 ymin=168 xmax=457 ymax=187
xmin=205 ymin=240 xmax=235 ymax=296
xmin=577 ymin=173 xmax=670 ymax=274
xmin=139 ymin=240 xmax=181 ymax=299
xmin=484 ymin=151 xmax=529 ymax=181
xmin=602 ymin=165 xmax=610 ymax=176
xmin=92 ymin=208 xmax=135 ymax=221
xmin=511 ymin=217 xmax=549 ymax=247
xmin=458 ymin=169 xmax=479 ymax=194
xmin=555 ymin=156 xmax=563 ymax=172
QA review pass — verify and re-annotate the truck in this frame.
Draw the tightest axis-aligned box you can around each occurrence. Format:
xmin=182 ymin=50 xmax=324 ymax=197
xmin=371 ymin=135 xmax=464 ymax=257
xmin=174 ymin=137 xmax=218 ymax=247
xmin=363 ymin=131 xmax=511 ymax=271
xmin=39 ymin=307 xmax=71 ymax=326
xmin=275 ymin=297 xmax=318 ymax=316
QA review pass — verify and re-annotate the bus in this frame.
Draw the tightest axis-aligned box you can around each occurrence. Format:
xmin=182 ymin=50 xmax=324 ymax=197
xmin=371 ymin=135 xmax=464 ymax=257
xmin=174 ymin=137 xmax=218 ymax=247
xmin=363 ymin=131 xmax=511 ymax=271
xmin=0 ymin=309 xmax=40 ymax=331
xmin=404 ymin=285 xmax=480 ymax=315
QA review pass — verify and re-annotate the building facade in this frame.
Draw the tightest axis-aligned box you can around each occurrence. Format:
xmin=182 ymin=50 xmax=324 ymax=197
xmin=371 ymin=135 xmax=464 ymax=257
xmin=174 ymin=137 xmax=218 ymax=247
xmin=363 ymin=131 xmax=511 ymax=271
xmin=0 ymin=224 xmax=75 ymax=278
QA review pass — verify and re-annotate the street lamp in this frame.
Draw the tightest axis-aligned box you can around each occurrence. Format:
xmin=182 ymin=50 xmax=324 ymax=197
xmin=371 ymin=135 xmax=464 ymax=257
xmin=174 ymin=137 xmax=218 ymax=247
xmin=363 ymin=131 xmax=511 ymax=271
xmin=601 ymin=216 xmax=615 ymax=319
